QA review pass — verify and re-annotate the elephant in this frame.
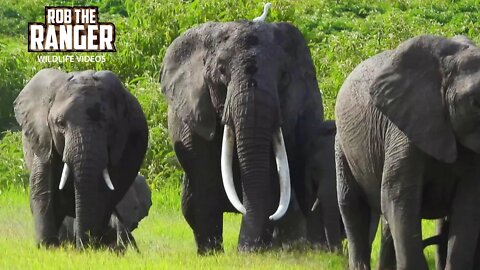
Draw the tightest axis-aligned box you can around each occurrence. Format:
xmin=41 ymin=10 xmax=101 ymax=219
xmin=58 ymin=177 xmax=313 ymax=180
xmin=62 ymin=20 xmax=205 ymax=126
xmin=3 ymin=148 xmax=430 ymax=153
xmin=59 ymin=174 xmax=152 ymax=251
xmin=423 ymin=218 xmax=480 ymax=270
xmin=335 ymin=34 xmax=480 ymax=269
xmin=304 ymin=120 xmax=343 ymax=250
xmin=160 ymin=20 xmax=327 ymax=253
xmin=14 ymin=68 xmax=148 ymax=249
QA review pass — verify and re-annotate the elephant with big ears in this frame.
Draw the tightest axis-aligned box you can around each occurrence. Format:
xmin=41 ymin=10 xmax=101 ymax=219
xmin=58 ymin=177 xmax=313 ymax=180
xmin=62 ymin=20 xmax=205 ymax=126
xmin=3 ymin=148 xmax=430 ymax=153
xmin=14 ymin=69 xmax=148 ymax=249
xmin=161 ymin=20 xmax=339 ymax=253
xmin=335 ymin=35 xmax=480 ymax=269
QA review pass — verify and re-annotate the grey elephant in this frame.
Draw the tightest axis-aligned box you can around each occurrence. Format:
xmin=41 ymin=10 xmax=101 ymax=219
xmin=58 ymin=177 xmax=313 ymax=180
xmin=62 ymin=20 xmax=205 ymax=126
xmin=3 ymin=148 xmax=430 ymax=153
xmin=14 ymin=69 xmax=148 ymax=249
xmin=59 ymin=174 xmax=152 ymax=251
xmin=304 ymin=120 xmax=343 ymax=250
xmin=161 ymin=20 xmax=328 ymax=253
xmin=335 ymin=35 xmax=480 ymax=269
xmin=422 ymin=217 xmax=480 ymax=270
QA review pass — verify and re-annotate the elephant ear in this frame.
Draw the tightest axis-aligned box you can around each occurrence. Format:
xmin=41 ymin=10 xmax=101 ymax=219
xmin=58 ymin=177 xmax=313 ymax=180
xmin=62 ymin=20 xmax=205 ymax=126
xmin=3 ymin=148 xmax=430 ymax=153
xmin=115 ymin=175 xmax=152 ymax=231
xmin=272 ymin=22 xmax=324 ymax=141
xmin=370 ymin=35 xmax=469 ymax=163
xmin=93 ymin=70 xmax=143 ymax=166
xmin=160 ymin=25 xmax=217 ymax=141
xmin=14 ymin=69 xmax=69 ymax=163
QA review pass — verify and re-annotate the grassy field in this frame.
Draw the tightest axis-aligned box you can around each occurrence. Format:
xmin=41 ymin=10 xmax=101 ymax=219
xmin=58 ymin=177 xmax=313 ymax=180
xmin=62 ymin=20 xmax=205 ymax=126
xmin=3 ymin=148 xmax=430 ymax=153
xmin=0 ymin=189 xmax=440 ymax=269
xmin=1 ymin=0 xmax=479 ymax=269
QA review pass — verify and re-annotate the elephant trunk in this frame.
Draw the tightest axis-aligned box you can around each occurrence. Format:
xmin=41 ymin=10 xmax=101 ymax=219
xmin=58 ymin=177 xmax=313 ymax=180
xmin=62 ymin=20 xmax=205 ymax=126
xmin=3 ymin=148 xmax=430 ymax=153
xmin=236 ymin=124 xmax=273 ymax=220
xmin=65 ymin=130 xmax=110 ymax=249
xmin=221 ymin=88 xmax=291 ymax=247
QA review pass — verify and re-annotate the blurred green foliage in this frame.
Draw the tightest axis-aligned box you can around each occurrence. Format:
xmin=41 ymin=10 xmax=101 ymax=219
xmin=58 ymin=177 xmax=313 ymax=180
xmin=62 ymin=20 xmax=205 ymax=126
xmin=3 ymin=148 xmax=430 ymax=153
xmin=0 ymin=0 xmax=479 ymax=192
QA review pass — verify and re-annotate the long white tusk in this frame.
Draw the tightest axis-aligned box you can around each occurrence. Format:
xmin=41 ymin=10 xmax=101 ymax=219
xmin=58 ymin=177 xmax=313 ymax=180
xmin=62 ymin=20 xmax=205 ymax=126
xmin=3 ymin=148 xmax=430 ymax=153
xmin=102 ymin=169 xmax=115 ymax=190
xmin=59 ymin=163 xmax=70 ymax=190
xmin=269 ymin=128 xmax=291 ymax=221
xmin=221 ymin=125 xmax=246 ymax=214
xmin=311 ymin=198 xmax=320 ymax=212
xmin=253 ymin=3 xmax=272 ymax=22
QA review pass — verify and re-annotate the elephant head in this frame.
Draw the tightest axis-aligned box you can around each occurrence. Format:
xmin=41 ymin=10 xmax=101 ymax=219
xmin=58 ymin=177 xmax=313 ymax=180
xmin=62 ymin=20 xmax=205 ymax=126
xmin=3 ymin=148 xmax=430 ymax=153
xmin=304 ymin=120 xmax=343 ymax=250
xmin=14 ymin=68 xmax=147 ymax=248
xmin=370 ymin=35 xmax=480 ymax=163
xmin=115 ymin=174 xmax=152 ymax=231
xmin=161 ymin=21 xmax=322 ymax=229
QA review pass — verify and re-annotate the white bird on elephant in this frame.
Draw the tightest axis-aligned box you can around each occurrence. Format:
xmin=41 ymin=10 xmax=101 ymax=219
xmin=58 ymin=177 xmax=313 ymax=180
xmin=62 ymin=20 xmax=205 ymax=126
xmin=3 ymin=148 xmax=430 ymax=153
xmin=253 ymin=3 xmax=272 ymax=22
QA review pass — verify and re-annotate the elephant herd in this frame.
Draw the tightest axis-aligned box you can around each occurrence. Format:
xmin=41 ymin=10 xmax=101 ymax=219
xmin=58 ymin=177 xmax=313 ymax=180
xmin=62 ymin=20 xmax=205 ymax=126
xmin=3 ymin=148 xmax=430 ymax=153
xmin=12 ymin=17 xmax=480 ymax=270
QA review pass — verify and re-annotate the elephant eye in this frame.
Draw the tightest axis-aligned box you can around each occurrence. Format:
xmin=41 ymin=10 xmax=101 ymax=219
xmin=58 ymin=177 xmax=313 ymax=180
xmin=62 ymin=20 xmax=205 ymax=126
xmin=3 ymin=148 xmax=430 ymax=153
xmin=56 ymin=118 xmax=67 ymax=131
xmin=219 ymin=65 xmax=226 ymax=75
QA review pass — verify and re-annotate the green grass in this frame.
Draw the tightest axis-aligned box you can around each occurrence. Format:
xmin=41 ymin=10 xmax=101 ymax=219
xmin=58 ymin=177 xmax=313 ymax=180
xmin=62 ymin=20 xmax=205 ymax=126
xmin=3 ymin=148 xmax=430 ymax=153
xmin=0 ymin=190 xmax=348 ymax=269
xmin=0 ymin=0 xmax=477 ymax=268
xmin=0 ymin=189 xmax=439 ymax=269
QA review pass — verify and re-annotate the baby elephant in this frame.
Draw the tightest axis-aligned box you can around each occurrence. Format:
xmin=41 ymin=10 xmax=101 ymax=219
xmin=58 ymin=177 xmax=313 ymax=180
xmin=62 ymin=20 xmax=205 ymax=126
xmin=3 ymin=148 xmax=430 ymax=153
xmin=59 ymin=175 xmax=152 ymax=251
xmin=304 ymin=120 xmax=343 ymax=251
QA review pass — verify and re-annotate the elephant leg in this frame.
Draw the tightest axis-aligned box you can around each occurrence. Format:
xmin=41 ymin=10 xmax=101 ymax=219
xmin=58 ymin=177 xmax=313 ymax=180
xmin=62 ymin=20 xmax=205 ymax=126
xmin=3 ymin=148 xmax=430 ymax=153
xmin=304 ymin=160 xmax=327 ymax=248
xmin=182 ymin=174 xmax=224 ymax=255
xmin=445 ymin=177 xmax=480 ymax=269
xmin=113 ymin=215 xmax=139 ymax=253
xmin=381 ymin=143 xmax=427 ymax=270
xmin=319 ymin=158 xmax=342 ymax=251
xmin=273 ymin=191 xmax=307 ymax=246
xmin=336 ymin=140 xmax=373 ymax=269
xmin=378 ymin=217 xmax=396 ymax=270
xmin=30 ymin=156 xmax=63 ymax=247
xmin=58 ymin=216 xmax=76 ymax=244
xmin=435 ymin=218 xmax=449 ymax=270
xmin=170 ymin=111 xmax=225 ymax=255
xmin=474 ymin=237 xmax=480 ymax=270
xmin=306 ymin=206 xmax=327 ymax=248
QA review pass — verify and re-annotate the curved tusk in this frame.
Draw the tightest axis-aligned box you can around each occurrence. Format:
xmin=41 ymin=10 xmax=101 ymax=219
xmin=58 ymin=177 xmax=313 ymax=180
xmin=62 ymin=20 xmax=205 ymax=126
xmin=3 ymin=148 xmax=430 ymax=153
xmin=311 ymin=198 xmax=320 ymax=212
xmin=269 ymin=128 xmax=291 ymax=221
xmin=221 ymin=125 xmax=246 ymax=215
xmin=59 ymin=163 xmax=70 ymax=190
xmin=102 ymin=169 xmax=115 ymax=190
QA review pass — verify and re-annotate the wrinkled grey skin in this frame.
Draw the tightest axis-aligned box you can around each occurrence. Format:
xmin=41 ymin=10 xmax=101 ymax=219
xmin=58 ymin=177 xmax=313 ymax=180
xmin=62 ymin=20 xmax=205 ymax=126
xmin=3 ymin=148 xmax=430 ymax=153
xmin=335 ymin=35 xmax=480 ymax=269
xmin=161 ymin=21 xmax=326 ymax=254
xmin=14 ymin=69 xmax=148 ymax=249
xmin=59 ymin=175 xmax=152 ymax=251
xmin=423 ymin=218 xmax=480 ymax=270
xmin=304 ymin=120 xmax=343 ymax=250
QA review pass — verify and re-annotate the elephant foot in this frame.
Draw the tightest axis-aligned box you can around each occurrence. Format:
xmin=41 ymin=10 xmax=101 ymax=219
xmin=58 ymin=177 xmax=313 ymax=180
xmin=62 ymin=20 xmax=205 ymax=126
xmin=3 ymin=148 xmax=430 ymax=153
xmin=192 ymin=222 xmax=224 ymax=255
xmin=309 ymin=240 xmax=329 ymax=250
xmin=197 ymin=243 xmax=223 ymax=256
xmin=238 ymin=235 xmax=273 ymax=253
xmin=237 ymin=242 xmax=272 ymax=253
xmin=37 ymin=237 xmax=60 ymax=248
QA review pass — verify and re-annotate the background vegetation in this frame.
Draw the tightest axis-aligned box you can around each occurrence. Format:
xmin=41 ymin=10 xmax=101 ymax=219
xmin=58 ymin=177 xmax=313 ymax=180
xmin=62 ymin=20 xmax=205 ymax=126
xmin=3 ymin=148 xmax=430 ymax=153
xmin=0 ymin=0 xmax=478 ymax=268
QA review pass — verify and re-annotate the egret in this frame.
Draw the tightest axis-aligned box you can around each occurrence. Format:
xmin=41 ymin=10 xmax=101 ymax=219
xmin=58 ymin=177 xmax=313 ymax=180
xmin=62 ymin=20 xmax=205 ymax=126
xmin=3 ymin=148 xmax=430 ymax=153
xmin=253 ymin=3 xmax=272 ymax=22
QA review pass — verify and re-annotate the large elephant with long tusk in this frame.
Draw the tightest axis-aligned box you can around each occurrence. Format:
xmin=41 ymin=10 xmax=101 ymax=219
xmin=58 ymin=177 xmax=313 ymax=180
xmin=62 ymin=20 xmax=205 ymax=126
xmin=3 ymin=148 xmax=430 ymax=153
xmin=14 ymin=68 xmax=148 ymax=249
xmin=161 ymin=21 xmax=326 ymax=253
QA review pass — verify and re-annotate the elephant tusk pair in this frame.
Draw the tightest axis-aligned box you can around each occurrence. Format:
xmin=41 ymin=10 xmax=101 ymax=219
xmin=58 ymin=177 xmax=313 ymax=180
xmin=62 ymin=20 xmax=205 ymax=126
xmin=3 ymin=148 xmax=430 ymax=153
xmin=220 ymin=126 xmax=291 ymax=221
xmin=58 ymin=164 xmax=114 ymax=191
